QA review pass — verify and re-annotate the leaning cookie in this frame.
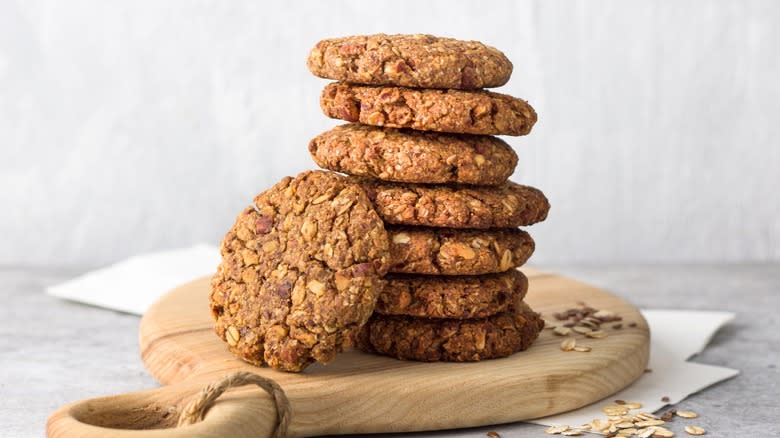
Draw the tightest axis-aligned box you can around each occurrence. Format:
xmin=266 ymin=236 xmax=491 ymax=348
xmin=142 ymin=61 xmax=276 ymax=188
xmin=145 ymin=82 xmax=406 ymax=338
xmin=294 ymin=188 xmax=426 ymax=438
xmin=320 ymin=83 xmax=537 ymax=136
xmin=307 ymin=34 xmax=512 ymax=90
xmin=376 ymin=270 xmax=528 ymax=319
xmin=210 ymin=170 xmax=389 ymax=372
xmin=309 ymin=124 xmax=518 ymax=186
xmin=356 ymin=302 xmax=544 ymax=362
xmin=355 ymin=178 xmax=550 ymax=229
xmin=388 ymin=226 xmax=534 ymax=275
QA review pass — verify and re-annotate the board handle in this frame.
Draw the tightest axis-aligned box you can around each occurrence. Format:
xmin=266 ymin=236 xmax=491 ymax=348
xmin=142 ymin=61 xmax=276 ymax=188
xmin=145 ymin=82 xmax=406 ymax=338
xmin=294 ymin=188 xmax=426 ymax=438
xmin=46 ymin=373 xmax=283 ymax=438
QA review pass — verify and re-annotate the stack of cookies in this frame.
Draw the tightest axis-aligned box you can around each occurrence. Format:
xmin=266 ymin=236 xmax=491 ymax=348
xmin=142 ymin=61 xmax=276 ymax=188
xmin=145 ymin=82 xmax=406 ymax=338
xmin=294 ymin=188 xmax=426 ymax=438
xmin=307 ymin=34 xmax=550 ymax=362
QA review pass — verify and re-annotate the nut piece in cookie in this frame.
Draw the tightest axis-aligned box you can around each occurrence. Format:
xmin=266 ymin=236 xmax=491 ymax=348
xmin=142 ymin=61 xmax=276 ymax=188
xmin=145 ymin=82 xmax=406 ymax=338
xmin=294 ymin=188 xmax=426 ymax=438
xmin=377 ymin=270 xmax=529 ymax=319
xmin=356 ymin=178 xmax=550 ymax=229
xmin=387 ymin=226 xmax=535 ymax=275
xmin=307 ymin=34 xmax=513 ymax=90
xmin=309 ymin=124 xmax=518 ymax=186
xmin=320 ymin=83 xmax=537 ymax=136
xmin=210 ymin=170 xmax=389 ymax=372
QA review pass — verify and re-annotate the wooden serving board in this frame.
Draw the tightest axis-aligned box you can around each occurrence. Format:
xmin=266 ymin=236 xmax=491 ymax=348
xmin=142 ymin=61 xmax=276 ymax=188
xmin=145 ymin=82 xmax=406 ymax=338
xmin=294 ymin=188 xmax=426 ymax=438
xmin=47 ymin=269 xmax=649 ymax=437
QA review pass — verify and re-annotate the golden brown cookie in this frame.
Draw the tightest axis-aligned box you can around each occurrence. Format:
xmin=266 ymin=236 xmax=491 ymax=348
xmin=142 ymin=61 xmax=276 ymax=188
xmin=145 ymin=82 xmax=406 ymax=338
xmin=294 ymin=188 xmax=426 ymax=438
xmin=307 ymin=34 xmax=512 ymax=90
xmin=356 ymin=178 xmax=550 ymax=229
xmin=376 ymin=270 xmax=528 ymax=319
xmin=210 ymin=170 xmax=390 ymax=372
xmin=320 ymin=83 xmax=537 ymax=136
xmin=309 ymin=124 xmax=517 ymax=185
xmin=388 ymin=226 xmax=534 ymax=275
xmin=356 ymin=302 xmax=544 ymax=362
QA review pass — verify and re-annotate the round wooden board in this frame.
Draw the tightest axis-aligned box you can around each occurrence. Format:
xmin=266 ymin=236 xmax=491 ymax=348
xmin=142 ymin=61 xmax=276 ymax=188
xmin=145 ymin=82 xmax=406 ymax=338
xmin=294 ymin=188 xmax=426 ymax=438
xmin=143 ymin=268 xmax=648 ymax=435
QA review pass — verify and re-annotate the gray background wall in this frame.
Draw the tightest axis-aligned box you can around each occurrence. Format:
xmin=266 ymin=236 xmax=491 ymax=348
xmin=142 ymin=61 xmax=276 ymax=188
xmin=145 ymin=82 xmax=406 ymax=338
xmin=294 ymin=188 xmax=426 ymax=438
xmin=1 ymin=0 xmax=778 ymax=267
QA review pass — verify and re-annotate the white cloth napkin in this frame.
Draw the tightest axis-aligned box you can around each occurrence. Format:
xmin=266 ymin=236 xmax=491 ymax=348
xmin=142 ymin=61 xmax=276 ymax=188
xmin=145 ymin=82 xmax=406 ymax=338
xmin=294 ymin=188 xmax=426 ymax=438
xmin=47 ymin=244 xmax=222 ymax=314
xmin=46 ymin=245 xmax=738 ymax=433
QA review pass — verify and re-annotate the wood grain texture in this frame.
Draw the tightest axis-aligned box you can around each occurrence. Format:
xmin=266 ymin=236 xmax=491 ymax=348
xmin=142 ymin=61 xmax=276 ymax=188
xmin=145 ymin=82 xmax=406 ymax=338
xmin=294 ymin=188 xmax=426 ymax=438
xmin=47 ymin=269 xmax=649 ymax=437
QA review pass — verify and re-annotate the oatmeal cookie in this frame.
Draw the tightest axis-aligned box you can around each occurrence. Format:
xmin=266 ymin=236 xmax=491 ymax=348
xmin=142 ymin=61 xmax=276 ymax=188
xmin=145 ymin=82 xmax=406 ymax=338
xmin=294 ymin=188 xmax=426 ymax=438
xmin=376 ymin=270 xmax=528 ymax=319
xmin=356 ymin=178 xmax=550 ymax=229
xmin=309 ymin=124 xmax=517 ymax=185
xmin=356 ymin=302 xmax=544 ymax=362
xmin=307 ymin=34 xmax=512 ymax=90
xmin=320 ymin=83 xmax=537 ymax=136
xmin=388 ymin=226 xmax=534 ymax=275
xmin=210 ymin=170 xmax=390 ymax=372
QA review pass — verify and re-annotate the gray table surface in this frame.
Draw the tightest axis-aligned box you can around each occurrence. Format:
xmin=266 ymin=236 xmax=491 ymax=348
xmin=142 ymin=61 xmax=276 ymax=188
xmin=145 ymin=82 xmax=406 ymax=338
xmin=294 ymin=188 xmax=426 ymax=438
xmin=2 ymin=264 xmax=778 ymax=437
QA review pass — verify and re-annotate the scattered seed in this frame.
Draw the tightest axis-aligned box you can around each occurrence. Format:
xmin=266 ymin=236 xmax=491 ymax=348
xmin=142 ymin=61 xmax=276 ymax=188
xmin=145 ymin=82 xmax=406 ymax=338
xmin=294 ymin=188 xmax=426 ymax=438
xmin=660 ymin=411 xmax=675 ymax=422
xmin=613 ymin=323 xmax=623 ymax=329
xmin=684 ymin=425 xmax=705 ymax=436
xmin=676 ymin=410 xmax=698 ymax=419
xmin=561 ymin=338 xmax=577 ymax=351
xmin=486 ymin=432 xmax=501 ymax=438
xmin=645 ymin=368 xmax=653 ymax=373
xmin=628 ymin=322 xmax=638 ymax=328
xmin=615 ymin=399 xmax=626 ymax=405
xmin=545 ymin=425 xmax=569 ymax=434
xmin=661 ymin=396 xmax=670 ymax=402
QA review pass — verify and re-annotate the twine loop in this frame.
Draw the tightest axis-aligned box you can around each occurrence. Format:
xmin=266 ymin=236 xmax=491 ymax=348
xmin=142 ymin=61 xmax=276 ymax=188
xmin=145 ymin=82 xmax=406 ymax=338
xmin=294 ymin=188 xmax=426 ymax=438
xmin=177 ymin=371 xmax=290 ymax=437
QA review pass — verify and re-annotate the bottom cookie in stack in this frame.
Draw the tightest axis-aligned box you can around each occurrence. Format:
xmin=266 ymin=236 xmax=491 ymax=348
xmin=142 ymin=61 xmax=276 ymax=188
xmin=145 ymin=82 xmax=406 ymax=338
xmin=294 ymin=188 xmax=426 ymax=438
xmin=355 ymin=270 xmax=544 ymax=362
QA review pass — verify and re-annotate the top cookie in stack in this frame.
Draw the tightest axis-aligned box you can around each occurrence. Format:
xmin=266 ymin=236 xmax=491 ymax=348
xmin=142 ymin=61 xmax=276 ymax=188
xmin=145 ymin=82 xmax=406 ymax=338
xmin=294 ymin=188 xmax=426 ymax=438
xmin=307 ymin=34 xmax=549 ymax=362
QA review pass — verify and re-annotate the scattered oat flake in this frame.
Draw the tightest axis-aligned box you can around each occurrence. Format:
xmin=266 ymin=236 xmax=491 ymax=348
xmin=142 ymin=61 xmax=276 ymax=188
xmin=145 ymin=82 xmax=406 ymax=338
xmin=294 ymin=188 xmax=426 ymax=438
xmin=560 ymin=337 xmax=577 ymax=351
xmin=638 ymin=428 xmax=656 ymax=438
xmin=636 ymin=419 xmax=666 ymax=427
xmin=545 ymin=424 xmax=569 ymax=434
xmin=652 ymin=426 xmax=676 ymax=437
xmin=573 ymin=325 xmax=592 ymax=334
xmin=573 ymin=345 xmax=592 ymax=352
xmin=684 ymin=425 xmax=705 ymax=435
xmin=624 ymin=402 xmax=642 ymax=409
xmin=561 ymin=430 xmax=582 ymax=436
xmin=676 ymin=410 xmax=698 ymax=419
xmin=586 ymin=329 xmax=608 ymax=338
xmin=553 ymin=326 xmax=572 ymax=336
